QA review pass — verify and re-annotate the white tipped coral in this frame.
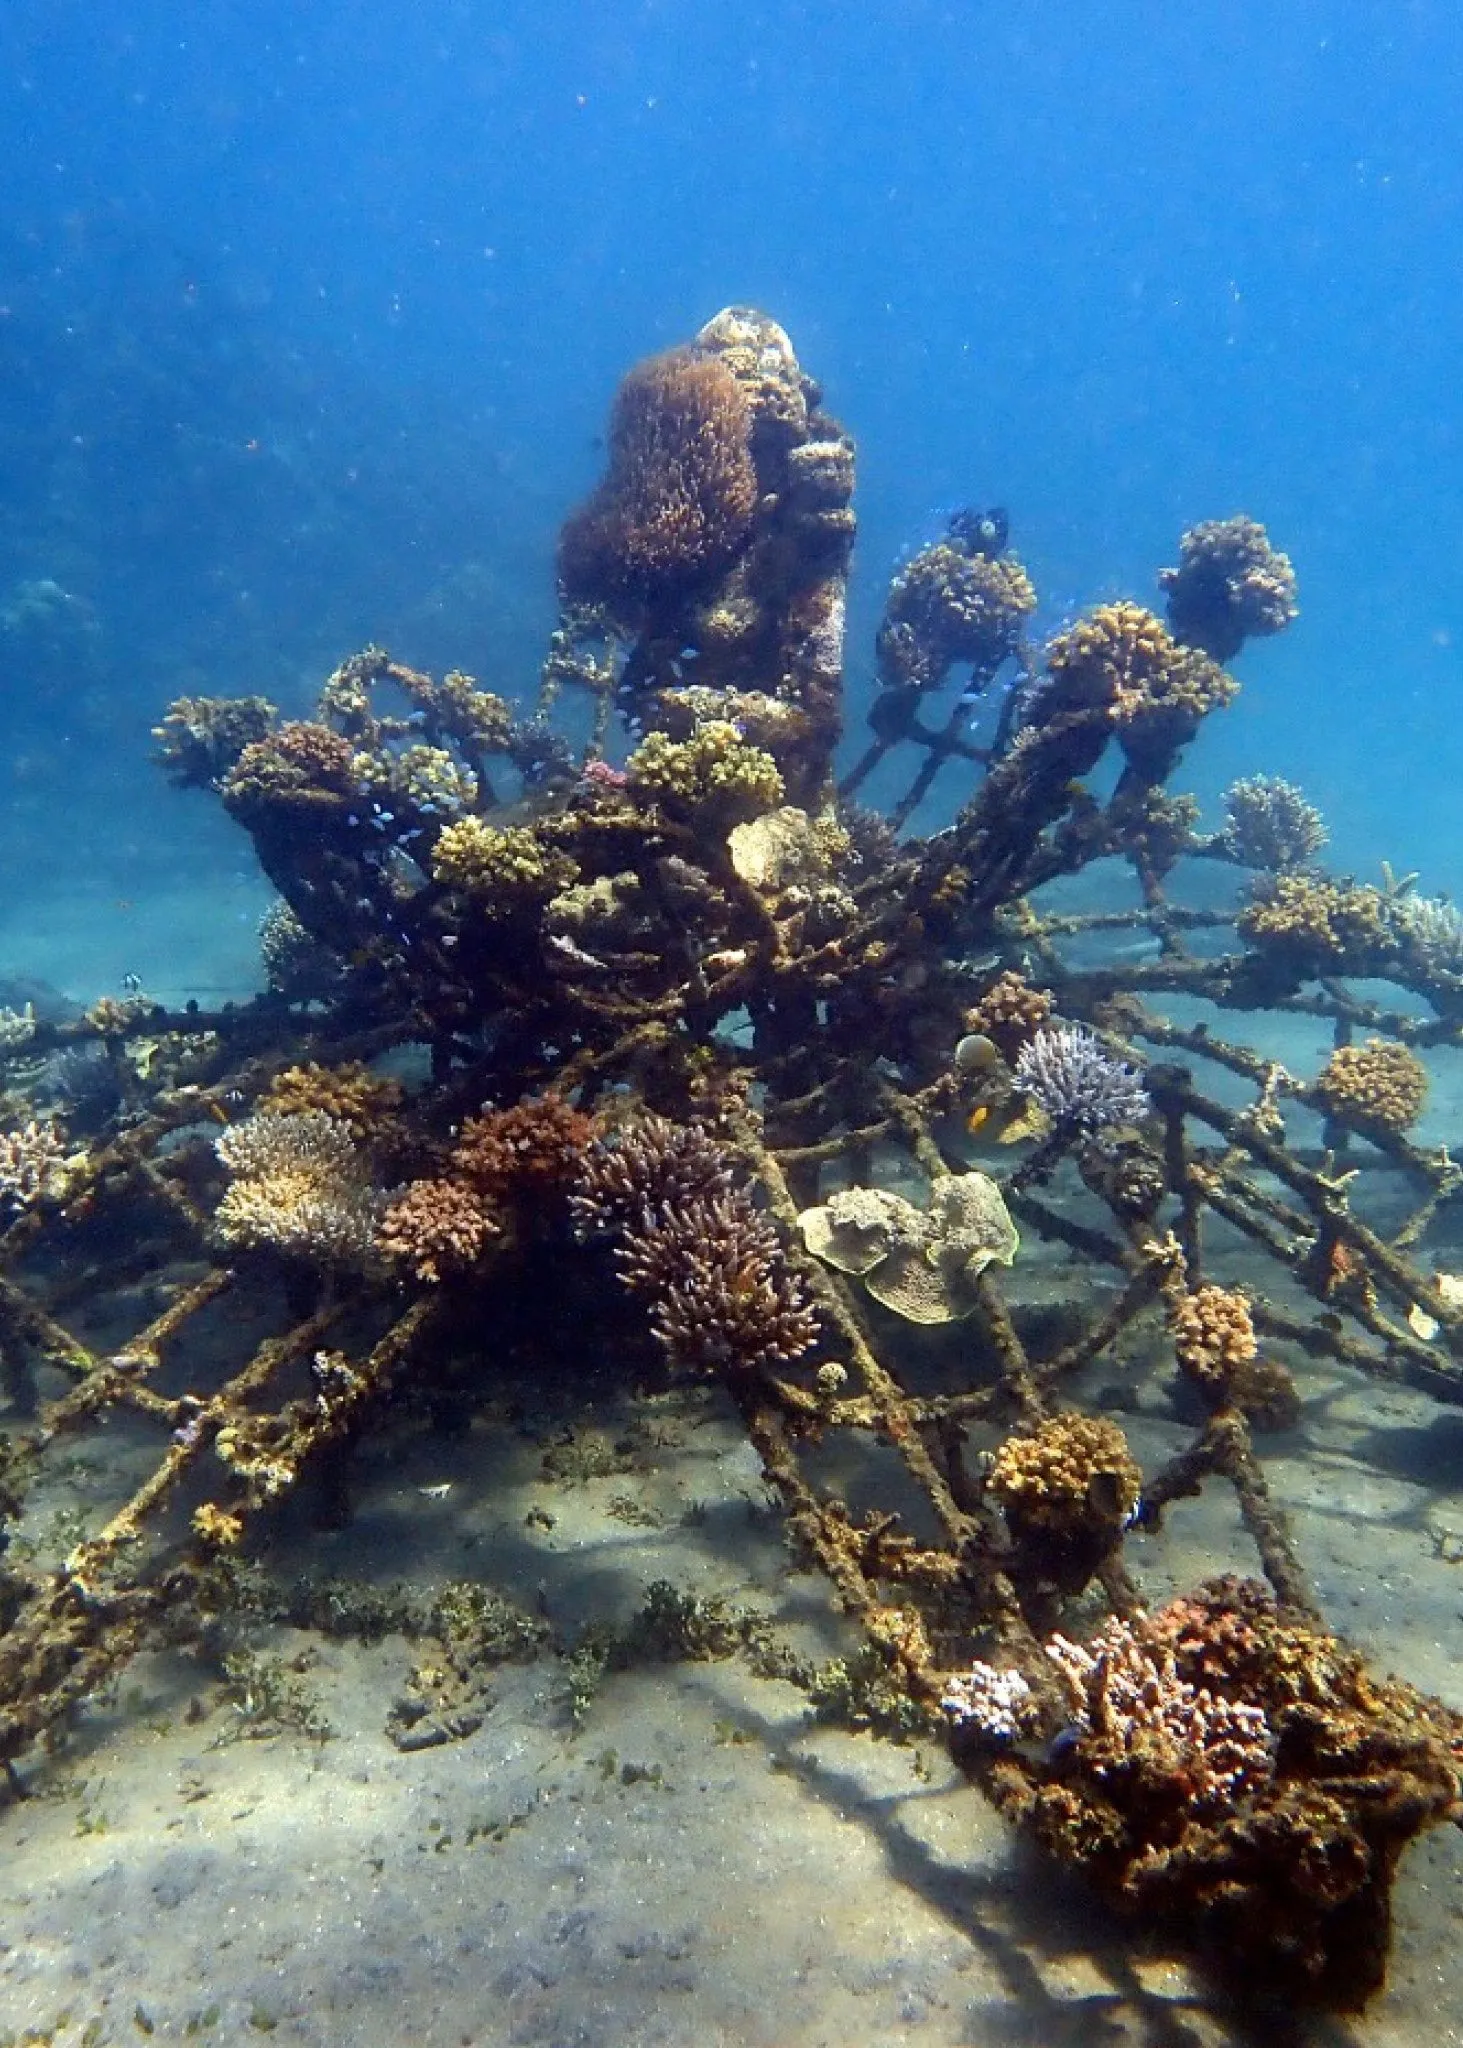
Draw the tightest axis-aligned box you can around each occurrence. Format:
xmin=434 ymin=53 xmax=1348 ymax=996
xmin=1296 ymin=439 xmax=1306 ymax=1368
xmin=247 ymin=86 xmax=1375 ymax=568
xmin=215 ymin=1109 xmax=387 ymax=1264
xmin=1014 ymin=1026 xmax=1150 ymax=1133
xmin=0 ymin=1119 xmax=70 ymax=1209
xmin=941 ymin=1662 xmax=1037 ymax=1741
xmin=1043 ymin=1614 xmax=1274 ymax=1815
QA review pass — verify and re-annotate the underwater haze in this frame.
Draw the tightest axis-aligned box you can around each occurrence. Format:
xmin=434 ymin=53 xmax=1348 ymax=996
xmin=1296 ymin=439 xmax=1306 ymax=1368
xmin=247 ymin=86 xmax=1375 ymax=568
xmin=5 ymin=5 xmax=1463 ymax=2047
xmin=3 ymin=0 xmax=1461 ymax=993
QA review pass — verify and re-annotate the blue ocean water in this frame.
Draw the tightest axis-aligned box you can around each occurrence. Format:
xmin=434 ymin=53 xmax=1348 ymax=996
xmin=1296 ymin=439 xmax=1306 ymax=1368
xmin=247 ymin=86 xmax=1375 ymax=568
xmin=3 ymin=0 xmax=1459 ymax=1002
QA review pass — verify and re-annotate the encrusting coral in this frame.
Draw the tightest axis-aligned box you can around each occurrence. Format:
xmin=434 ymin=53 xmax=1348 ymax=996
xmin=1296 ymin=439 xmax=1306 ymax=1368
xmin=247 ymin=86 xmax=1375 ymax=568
xmin=1315 ymin=1036 xmax=1429 ymax=1135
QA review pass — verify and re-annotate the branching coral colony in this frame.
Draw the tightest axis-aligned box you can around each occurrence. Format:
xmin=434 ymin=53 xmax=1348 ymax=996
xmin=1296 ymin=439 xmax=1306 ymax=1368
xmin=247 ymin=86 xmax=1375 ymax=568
xmin=0 ymin=306 xmax=1460 ymax=2009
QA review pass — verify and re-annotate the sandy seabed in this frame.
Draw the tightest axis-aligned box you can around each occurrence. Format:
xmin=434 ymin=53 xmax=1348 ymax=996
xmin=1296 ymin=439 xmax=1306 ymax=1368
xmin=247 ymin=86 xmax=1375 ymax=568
xmin=0 ymin=1281 xmax=1460 ymax=2048
xmin=0 ymin=902 xmax=1460 ymax=2048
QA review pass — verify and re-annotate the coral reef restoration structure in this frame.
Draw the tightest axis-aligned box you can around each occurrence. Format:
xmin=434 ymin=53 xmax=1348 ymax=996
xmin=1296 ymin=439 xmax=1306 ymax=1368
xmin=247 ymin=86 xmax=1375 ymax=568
xmin=0 ymin=307 xmax=1459 ymax=2014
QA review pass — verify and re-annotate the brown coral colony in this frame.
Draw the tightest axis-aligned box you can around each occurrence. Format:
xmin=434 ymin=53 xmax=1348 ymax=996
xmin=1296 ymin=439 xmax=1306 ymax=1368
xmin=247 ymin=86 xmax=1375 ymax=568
xmin=557 ymin=347 xmax=758 ymax=619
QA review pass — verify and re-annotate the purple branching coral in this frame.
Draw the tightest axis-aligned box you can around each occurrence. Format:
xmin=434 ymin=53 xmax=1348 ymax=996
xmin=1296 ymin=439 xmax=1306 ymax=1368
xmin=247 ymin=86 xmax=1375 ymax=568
xmin=572 ymin=1116 xmax=819 ymax=1375
xmin=570 ymin=1114 xmax=734 ymax=1238
xmin=1014 ymin=1025 xmax=1151 ymax=1134
xmin=618 ymin=1187 xmax=819 ymax=1375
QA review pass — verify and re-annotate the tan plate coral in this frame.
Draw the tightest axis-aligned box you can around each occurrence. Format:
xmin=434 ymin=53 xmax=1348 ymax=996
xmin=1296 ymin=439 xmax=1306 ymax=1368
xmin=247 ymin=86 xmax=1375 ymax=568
xmin=798 ymin=1172 xmax=1018 ymax=1323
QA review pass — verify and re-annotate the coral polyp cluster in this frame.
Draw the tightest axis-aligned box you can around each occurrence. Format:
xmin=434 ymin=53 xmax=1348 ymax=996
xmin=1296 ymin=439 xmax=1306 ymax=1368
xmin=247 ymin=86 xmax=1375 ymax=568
xmin=261 ymin=1060 xmax=404 ymax=1133
xmin=1166 ymin=1281 xmax=1298 ymax=1427
xmin=625 ymin=721 xmax=785 ymax=828
xmin=876 ymin=528 xmax=1037 ymax=693
xmin=3 ymin=308 xmax=1462 ymax=2019
xmin=986 ymin=1413 xmax=1141 ymax=1559
xmin=962 ymin=969 xmax=1053 ymax=1059
xmin=1044 ymin=600 xmax=1238 ymax=770
xmin=1316 ymin=1035 xmax=1429 ymax=1134
xmin=1236 ymin=872 xmax=1392 ymax=979
xmin=1159 ymin=515 xmax=1299 ymax=661
xmin=1170 ymin=1283 xmax=1257 ymax=1393
xmin=431 ymin=817 xmax=579 ymax=907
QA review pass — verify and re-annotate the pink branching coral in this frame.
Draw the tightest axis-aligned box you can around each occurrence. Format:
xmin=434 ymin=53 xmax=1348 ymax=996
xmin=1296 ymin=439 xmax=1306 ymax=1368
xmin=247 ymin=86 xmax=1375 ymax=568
xmin=616 ymin=1186 xmax=819 ymax=1376
xmin=1043 ymin=1612 xmax=1275 ymax=1817
xmin=570 ymin=1115 xmax=734 ymax=1238
xmin=376 ymin=1178 xmax=498 ymax=1283
xmin=452 ymin=1097 xmax=597 ymax=1207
